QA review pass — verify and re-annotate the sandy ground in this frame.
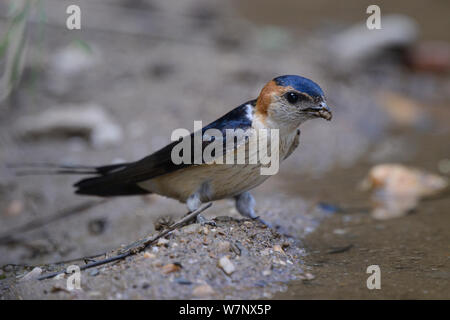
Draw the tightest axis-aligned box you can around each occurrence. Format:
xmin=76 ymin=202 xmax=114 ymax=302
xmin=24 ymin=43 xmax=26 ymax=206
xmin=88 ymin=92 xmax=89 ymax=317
xmin=0 ymin=0 xmax=449 ymax=299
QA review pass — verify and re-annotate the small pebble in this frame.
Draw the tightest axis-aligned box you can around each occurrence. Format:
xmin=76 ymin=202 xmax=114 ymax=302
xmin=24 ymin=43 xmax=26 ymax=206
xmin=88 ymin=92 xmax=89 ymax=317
xmin=262 ymin=269 xmax=271 ymax=276
xmin=5 ymin=200 xmax=23 ymax=217
xmin=161 ymin=263 xmax=182 ymax=274
xmin=333 ymin=228 xmax=348 ymax=235
xmin=19 ymin=267 xmax=42 ymax=282
xmin=143 ymin=252 xmax=156 ymax=259
xmin=243 ymin=221 xmax=254 ymax=228
xmin=273 ymin=244 xmax=285 ymax=254
xmin=272 ymin=258 xmax=286 ymax=266
xmin=304 ymin=273 xmax=315 ymax=280
xmin=157 ymin=238 xmax=170 ymax=247
xmin=218 ymin=256 xmax=236 ymax=275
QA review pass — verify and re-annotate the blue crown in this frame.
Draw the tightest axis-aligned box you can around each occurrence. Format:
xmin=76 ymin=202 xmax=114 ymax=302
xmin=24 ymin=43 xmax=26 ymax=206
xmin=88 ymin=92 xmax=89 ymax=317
xmin=273 ymin=75 xmax=324 ymax=99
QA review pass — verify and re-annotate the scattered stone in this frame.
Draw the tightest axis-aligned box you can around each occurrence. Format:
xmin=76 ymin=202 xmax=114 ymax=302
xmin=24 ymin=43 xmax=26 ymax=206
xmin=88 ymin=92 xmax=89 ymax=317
xmin=260 ymin=248 xmax=270 ymax=256
xmin=329 ymin=15 xmax=418 ymax=72
xmin=273 ymin=244 xmax=285 ymax=254
xmin=15 ymin=104 xmax=124 ymax=148
xmin=333 ymin=229 xmax=348 ymax=235
xmin=5 ymin=200 xmax=23 ymax=217
xmin=218 ymin=256 xmax=236 ymax=275
xmin=272 ymin=258 xmax=286 ymax=266
xmin=262 ymin=269 xmax=271 ymax=276
xmin=161 ymin=263 xmax=182 ymax=274
xmin=300 ymin=273 xmax=315 ymax=281
xmin=156 ymin=238 xmax=170 ymax=247
xmin=377 ymin=91 xmax=429 ymax=128
xmin=19 ymin=267 xmax=42 ymax=282
xmin=51 ymin=42 xmax=99 ymax=76
xmin=361 ymin=164 xmax=448 ymax=219
xmin=151 ymin=246 xmax=159 ymax=253
xmin=192 ymin=284 xmax=215 ymax=298
xmin=243 ymin=221 xmax=254 ymax=228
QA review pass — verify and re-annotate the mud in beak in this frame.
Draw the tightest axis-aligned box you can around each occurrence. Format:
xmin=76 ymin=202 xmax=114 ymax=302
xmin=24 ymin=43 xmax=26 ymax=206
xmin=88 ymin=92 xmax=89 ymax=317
xmin=304 ymin=102 xmax=332 ymax=121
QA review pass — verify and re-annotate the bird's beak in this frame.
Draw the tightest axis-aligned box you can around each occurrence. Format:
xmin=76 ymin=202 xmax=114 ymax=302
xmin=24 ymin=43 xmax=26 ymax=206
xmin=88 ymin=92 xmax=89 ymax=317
xmin=317 ymin=101 xmax=332 ymax=121
xmin=304 ymin=101 xmax=332 ymax=121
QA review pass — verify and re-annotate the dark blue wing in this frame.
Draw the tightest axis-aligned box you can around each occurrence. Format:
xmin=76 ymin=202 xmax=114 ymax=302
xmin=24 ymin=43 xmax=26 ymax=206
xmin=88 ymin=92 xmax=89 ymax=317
xmin=74 ymin=100 xmax=256 ymax=196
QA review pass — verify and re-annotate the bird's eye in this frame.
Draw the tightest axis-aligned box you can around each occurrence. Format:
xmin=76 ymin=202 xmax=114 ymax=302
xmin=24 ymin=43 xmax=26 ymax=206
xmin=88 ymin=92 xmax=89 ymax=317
xmin=285 ymin=92 xmax=299 ymax=104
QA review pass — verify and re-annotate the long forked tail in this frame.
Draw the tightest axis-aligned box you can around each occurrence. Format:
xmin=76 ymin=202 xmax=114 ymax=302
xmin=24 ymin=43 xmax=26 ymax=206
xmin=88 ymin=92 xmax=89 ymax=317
xmin=9 ymin=162 xmax=150 ymax=197
xmin=8 ymin=162 xmax=127 ymax=176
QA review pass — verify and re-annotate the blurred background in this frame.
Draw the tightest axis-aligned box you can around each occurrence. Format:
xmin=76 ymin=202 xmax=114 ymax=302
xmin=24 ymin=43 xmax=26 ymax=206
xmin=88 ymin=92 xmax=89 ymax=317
xmin=0 ymin=0 xmax=449 ymax=299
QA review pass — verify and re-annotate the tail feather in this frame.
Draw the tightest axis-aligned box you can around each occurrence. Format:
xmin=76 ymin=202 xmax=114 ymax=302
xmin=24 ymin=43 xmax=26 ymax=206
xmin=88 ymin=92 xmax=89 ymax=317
xmin=10 ymin=162 xmax=150 ymax=197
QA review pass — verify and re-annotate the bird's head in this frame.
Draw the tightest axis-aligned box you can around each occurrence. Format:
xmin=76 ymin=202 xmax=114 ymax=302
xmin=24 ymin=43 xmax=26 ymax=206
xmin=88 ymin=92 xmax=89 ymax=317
xmin=255 ymin=75 xmax=332 ymax=130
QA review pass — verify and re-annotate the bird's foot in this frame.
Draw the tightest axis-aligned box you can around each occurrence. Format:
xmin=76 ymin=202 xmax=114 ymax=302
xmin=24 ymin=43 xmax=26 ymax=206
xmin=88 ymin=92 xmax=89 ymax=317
xmin=196 ymin=214 xmax=217 ymax=227
xmin=250 ymin=215 xmax=273 ymax=228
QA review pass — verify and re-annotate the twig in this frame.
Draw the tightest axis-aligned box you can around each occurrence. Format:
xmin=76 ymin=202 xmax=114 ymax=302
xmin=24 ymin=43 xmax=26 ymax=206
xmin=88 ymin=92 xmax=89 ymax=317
xmin=37 ymin=203 xmax=212 ymax=280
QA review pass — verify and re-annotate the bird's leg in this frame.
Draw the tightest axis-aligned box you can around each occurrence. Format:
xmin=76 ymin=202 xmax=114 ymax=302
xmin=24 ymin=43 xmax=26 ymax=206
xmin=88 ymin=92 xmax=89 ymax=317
xmin=186 ymin=193 xmax=216 ymax=226
xmin=234 ymin=191 xmax=271 ymax=227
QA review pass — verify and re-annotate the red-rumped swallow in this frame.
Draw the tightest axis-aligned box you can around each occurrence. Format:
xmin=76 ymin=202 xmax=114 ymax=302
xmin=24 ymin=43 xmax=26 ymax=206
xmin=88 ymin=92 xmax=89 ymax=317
xmin=28 ymin=75 xmax=332 ymax=225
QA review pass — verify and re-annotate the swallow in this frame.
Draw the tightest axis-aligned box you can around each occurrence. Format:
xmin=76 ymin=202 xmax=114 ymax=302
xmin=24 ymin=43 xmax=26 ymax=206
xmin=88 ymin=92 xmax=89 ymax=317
xmin=28 ymin=75 xmax=332 ymax=225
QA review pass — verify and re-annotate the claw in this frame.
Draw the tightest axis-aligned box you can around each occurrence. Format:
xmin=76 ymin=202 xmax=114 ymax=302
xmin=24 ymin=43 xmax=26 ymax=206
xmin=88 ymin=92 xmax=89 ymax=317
xmin=251 ymin=216 xmax=272 ymax=228
xmin=196 ymin=214 xmax=217 ymax=227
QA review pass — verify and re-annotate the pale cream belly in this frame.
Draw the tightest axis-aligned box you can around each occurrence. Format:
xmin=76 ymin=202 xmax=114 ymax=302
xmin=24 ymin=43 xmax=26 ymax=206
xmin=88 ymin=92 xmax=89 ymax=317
xmin=138 ymin=127 xmax=299 ymax=203
xmin=138 ymin=163 xmax=271 ymax=202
